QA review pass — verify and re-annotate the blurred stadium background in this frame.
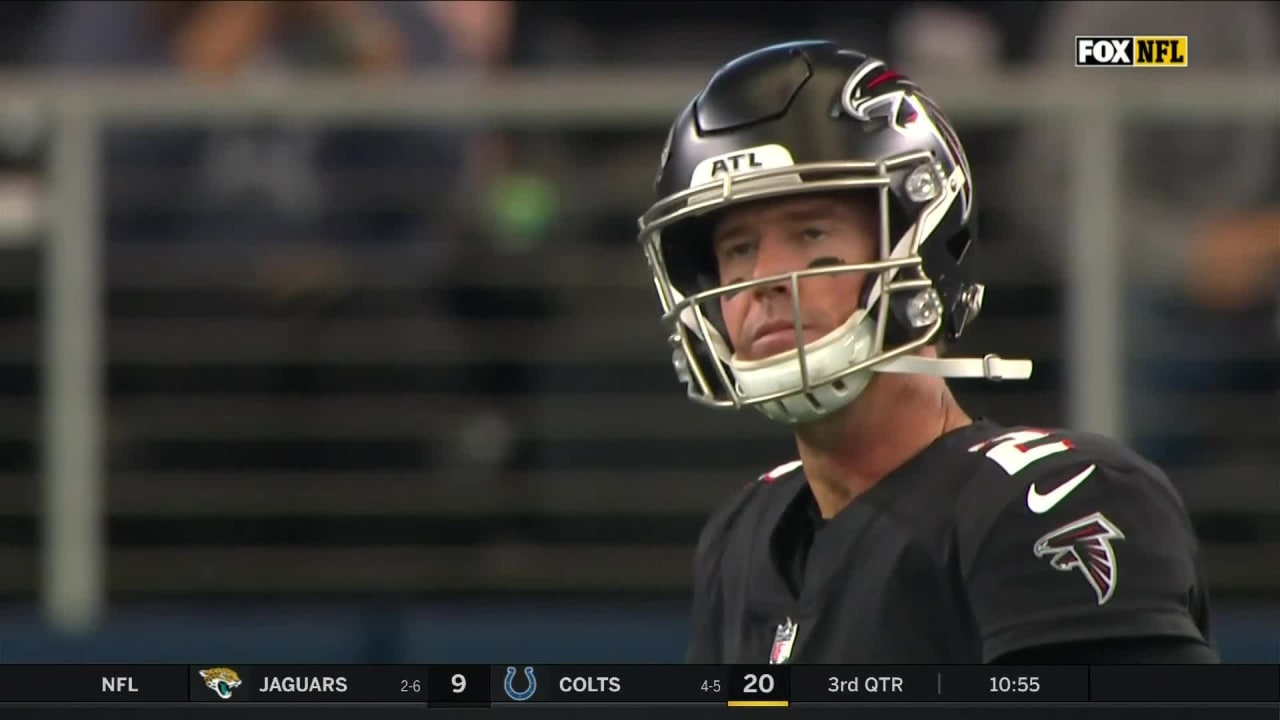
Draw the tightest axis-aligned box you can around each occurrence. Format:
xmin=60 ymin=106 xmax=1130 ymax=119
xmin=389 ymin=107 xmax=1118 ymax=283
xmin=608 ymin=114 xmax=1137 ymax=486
xmin=0 ymin=0 xmax=1276 ymax=663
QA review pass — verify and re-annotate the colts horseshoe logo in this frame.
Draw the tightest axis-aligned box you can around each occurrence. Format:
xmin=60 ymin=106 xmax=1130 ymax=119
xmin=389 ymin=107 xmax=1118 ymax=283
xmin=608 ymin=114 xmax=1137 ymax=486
xmin=503 ymin=666 xmax=537 ymax=702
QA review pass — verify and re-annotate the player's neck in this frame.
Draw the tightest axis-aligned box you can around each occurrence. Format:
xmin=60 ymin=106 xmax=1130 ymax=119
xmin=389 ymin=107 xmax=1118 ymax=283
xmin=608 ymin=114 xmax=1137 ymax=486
xmin=794 ymin=373 xmax=971 ymax=519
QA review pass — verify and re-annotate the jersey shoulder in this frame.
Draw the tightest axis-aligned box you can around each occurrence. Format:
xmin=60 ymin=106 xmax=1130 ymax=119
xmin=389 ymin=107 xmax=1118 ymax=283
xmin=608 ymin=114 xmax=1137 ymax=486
xmin=954 ymin=425 xmax=1185 ymax=560
xmin=693 ymin=460 xmax=803 ymax=571
xmin=954 ymin=425 xmax=1208 ymax=659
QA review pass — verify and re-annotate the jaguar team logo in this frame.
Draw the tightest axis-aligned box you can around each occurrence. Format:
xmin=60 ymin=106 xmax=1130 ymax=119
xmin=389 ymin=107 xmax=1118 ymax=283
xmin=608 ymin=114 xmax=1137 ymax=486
xmin=1033 ymin=512 xmax=1125 ymax=606
xmin=199 ymin=667 xmax=243 ymax=700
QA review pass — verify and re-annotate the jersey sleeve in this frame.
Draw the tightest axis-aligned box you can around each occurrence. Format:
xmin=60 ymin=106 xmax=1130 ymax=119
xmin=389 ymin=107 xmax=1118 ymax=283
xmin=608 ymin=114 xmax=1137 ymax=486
xmin=685 ymin=480 xmax=760 ymax=663
xmin=958 ymin=458 xmax=1209 ymax=663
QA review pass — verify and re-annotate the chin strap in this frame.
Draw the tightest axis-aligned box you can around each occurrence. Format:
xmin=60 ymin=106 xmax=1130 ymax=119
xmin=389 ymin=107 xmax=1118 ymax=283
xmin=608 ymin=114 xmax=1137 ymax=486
xmin=874 ymin=353 xmax=1034 ymax=381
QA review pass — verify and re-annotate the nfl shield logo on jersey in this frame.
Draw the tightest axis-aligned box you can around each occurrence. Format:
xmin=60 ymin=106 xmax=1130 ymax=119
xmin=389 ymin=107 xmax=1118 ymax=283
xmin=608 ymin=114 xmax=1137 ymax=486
xmin=769 ymin=618 xmax=798 ymax=664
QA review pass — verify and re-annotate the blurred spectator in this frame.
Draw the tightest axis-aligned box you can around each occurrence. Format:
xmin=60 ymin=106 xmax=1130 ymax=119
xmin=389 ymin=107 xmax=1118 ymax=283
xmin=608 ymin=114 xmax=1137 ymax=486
xmin=0 ymin=97 xmax=45 ymax=245
xmin=1188 ymin=209 xmax=1280 ymax=315
xmin=426 ymin=1 xmax=515 ymax=69
xmin=1004 ymin=0 xmax=1280 ymax=467
xmin=0 ymin=3 xmax=55 ymax=246
xmin=34 ymin=1 xmax=530 ymax=470
xmin=1184 ymin=207 xmax=1279 ymax=504
xmin=889 ymin=3 xmax=1004 ymax=70
xmin=1010 ymin=1 xmax=1279 ymax=282
xmin=34 ymin=0 xmax=510 ymax=296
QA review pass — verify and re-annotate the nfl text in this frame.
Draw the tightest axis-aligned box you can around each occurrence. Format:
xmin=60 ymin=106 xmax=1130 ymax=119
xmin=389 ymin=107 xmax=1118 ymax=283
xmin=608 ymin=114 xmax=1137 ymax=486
xmin=1075 ymin=36 xmax=1188 ymax=67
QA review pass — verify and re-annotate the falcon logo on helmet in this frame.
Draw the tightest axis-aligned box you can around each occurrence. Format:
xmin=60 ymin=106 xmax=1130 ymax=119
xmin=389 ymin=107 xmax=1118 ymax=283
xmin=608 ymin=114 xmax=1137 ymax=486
xmin=838 ymin=60 xmax=919 ymax=125
xmin=838 ymin=59 xmax=973 ymax=224
xmin=1033 ymin=512 xmax=1126 ymax=606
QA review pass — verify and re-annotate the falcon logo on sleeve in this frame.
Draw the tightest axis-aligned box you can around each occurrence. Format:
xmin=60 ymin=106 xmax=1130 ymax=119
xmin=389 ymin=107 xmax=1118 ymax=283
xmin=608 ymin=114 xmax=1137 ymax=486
xmin=1032 ymin=512 xmax=1126 ymax=606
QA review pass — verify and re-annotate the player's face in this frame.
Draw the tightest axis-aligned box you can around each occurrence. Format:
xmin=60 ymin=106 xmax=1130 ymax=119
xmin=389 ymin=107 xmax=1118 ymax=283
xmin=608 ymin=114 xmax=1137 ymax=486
xmin=713 ymin=194 xmax=877 ymax=361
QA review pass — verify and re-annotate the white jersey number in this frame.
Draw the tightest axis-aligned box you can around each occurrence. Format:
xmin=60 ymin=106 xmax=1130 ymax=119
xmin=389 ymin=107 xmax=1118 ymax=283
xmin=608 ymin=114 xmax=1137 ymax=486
xmin=969 ymin=430 xmax=1072 ymax=476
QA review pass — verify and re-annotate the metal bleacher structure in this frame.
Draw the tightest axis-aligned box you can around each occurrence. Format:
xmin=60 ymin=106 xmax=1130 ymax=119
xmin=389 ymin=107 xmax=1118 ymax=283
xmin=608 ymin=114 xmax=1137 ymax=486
xmin=0 ymin=69 xmax=1275 ymax=630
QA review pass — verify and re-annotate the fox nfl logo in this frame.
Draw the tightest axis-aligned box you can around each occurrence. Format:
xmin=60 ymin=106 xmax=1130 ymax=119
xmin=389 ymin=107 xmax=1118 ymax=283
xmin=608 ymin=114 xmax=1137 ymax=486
xmin=1075 ymin=36 xmax=1188 ymax=67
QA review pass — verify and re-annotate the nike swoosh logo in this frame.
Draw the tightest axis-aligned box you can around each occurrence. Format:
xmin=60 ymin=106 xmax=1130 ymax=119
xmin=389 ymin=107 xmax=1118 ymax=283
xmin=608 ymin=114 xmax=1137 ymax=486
xmin=1026 ymin=464 xmax=1097 ymax=514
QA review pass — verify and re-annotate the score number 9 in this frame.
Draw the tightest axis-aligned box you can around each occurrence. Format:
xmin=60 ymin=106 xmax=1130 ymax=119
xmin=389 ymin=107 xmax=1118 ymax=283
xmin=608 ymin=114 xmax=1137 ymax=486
xmin=451 ymin=674 xmax=468 ymax=694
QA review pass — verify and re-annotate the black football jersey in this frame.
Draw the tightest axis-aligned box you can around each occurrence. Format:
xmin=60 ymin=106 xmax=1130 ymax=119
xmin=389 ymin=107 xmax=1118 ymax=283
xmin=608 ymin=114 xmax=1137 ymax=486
xmin=685 ymin=419 xmax=1215 ymax=664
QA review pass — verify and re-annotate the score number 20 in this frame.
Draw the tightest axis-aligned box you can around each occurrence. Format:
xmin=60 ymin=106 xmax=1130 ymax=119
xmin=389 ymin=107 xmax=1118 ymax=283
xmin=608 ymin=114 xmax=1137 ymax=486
xmin=743 ymin=673 xmax=776 ymax=694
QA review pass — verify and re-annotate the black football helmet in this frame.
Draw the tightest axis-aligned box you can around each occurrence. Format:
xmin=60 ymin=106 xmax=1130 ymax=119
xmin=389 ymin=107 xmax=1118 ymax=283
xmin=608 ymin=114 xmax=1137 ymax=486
xmin=637 ymin=41 xmax=1032 ymax=425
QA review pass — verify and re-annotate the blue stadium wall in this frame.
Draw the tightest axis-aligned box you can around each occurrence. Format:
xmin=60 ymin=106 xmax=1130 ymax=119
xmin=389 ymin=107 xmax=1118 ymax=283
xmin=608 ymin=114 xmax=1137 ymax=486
xmin=0 ymin=600 xmax=1275 ymax=663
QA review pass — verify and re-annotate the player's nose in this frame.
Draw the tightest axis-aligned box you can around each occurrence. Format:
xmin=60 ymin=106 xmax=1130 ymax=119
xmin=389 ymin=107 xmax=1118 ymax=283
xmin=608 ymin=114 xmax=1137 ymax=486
xmin=748 ymin=235 xmax=802 ymax=296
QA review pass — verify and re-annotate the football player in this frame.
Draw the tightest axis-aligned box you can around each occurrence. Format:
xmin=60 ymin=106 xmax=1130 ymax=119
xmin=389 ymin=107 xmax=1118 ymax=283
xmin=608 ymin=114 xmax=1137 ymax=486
xmin=637 ymin=41 xmax=1218 ymax=664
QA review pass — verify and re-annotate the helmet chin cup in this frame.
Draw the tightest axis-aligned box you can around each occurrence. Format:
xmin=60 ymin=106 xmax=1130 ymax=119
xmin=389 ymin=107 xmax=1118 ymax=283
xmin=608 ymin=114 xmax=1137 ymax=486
xmin=731 ymin=309 xmax=877 ymax=425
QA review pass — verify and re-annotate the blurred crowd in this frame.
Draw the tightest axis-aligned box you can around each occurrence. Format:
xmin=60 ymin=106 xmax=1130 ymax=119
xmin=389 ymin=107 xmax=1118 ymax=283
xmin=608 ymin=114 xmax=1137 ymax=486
xmin=0 ymin=0 xmax=1275 ymax=475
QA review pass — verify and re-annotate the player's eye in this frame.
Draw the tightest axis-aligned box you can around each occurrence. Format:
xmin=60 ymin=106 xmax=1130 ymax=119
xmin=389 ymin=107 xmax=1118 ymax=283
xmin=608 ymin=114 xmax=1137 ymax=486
xmin=721 ymin=241 xmax=754 ymax=260
xmin=801 ymin=227 xmax=828 ymax=242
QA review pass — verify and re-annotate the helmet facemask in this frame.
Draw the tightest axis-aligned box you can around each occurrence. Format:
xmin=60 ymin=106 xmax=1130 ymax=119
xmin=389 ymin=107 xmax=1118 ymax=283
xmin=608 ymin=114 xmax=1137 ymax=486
xmin=639 ymin=151 xmax=962 ymax=425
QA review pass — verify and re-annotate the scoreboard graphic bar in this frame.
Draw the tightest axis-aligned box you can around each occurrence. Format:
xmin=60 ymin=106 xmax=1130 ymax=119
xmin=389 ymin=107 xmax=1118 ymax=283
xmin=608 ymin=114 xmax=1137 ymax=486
xmin=0 ymin=664 xmax=1273 ymax=706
